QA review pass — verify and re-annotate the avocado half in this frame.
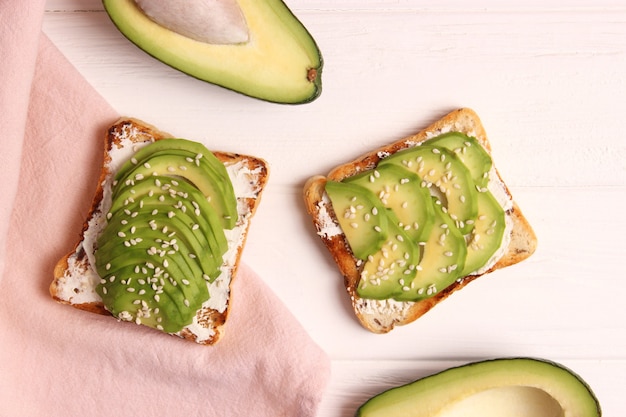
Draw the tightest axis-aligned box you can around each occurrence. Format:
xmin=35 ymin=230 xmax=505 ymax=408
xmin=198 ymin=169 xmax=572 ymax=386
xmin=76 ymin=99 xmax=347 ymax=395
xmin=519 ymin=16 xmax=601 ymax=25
xmin=357 ymin=358 xmax=601 ymax=417
xmin=102 ymin=0 xmax=323 ymax=104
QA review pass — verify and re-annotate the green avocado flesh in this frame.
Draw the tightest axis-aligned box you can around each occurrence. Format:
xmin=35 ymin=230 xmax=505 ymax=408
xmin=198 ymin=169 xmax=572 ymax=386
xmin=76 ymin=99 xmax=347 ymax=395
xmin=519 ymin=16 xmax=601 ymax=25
xmin=356 ymin=358 xmax=601 ymax=417
xmin=94 ymin=138 xmax=236 ymax=333
xmin=102 ymin=0 xmax=323 ymax=104
xmin=357 ymin=213 xmax=420 ymax=300
xmin=325 ymin=132 xmax=508 ymax=302
xmin=380 ymin=145 xmax=478 ymax=235
xmin=393 ymin=198 xmax=467 ymax=302
xmin=325 ymin=181 xmax=389 ymax=260
xmin=344 ymin=164 xmax=435 ymax=243
xmin=423 ymin=132 xmax=492 ymax=189
xmin=113 ymin=138 xmax=237 ymax=229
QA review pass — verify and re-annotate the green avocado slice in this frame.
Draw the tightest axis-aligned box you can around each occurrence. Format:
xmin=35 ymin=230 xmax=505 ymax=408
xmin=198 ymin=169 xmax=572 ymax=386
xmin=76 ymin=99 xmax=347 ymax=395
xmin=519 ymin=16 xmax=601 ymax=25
xmin=356 ymin=358 xmax=601 ymax=417
xmin=102 ymin=0 xmax=323 ymax=104
xmin=424 ymin=132 xmax=493 ymax=189
xmin=344 ymin=164 xmax=435 ymax=243
xmin=462 ymin=190 xmax=507 ymax=276
xmin=393 ymin=198 xmax=467 ymax=302
xmin=356 ymin=212 xmax=420 ymax=300
xmin=325 ymin=180 xmax=389 ymax=260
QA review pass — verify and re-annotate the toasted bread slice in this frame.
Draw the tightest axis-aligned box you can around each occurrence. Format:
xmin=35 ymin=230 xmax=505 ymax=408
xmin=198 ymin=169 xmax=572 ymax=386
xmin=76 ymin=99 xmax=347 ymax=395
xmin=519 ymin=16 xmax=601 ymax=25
xmin=303 ymin=108 xmax=537 ymax=333
xmin=50 ymin=117 xmax=269 ymax=345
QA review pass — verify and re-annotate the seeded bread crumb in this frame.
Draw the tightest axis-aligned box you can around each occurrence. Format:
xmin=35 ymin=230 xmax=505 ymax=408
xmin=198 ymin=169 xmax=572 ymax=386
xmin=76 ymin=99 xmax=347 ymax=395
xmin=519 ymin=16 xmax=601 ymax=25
xmin=50 ymin=117 xmax=269 ymax=345
xmin=303 ymin=108 xmax=537 ymax=333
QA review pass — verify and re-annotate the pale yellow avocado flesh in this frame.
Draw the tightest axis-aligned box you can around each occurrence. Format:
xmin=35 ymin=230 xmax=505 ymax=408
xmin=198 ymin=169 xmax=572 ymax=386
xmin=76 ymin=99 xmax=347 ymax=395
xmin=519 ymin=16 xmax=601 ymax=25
xmin=357 ymin=358 xmax=601 ymax=417
xmin=103 ymin=0 xmax=322 ymax=103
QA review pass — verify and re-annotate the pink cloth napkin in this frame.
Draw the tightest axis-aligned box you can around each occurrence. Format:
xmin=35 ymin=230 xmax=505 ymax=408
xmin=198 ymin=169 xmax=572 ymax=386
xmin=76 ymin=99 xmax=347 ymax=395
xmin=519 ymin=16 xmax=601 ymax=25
xmin=0 ymin=3 xmax=330 ymax=416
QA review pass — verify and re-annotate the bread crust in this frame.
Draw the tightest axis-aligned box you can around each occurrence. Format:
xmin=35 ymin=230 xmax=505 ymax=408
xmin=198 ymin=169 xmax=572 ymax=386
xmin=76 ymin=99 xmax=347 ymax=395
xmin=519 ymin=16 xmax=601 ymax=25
xmin=303 ymin=108 xmax=537 ymax=333
xmin=50 ymin=117 xmax=269 ymax=345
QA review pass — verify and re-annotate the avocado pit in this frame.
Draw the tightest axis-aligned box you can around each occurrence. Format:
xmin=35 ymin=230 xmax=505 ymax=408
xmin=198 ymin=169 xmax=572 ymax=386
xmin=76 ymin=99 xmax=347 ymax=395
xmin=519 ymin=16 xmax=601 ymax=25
xmin=134 ymin=0 xmax=249 ymax=45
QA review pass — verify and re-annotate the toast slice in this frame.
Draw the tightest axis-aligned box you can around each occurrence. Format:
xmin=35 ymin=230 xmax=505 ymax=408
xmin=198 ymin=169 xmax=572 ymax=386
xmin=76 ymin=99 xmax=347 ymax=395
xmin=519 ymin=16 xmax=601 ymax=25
xmin=50 ymin=117 xmax=269 ymax=345
xmin=303 ymin=108 xmax=537 ymax=333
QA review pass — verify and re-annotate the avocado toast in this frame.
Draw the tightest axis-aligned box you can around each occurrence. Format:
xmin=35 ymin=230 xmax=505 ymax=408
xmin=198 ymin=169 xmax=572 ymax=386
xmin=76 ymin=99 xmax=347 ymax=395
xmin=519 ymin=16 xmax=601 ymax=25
xmin=50 ymin=117 xmax=269 ymax=345
xmin=303 ymin=108 xmax=537 ymax=333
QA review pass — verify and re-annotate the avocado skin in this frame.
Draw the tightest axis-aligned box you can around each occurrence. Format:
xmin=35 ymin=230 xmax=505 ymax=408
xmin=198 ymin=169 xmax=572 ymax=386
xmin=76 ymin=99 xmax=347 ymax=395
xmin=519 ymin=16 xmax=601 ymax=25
xmin=355 ymin=358 xmax=601 ymax=417
xmin=102 ymin=0 xmax=323 ymax=104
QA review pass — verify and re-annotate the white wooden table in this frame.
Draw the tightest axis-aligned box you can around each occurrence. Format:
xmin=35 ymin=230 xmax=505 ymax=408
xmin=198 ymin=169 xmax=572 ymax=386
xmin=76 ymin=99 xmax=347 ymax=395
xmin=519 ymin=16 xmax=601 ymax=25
xmin=44 ymin=1 xmax=625 ymax=415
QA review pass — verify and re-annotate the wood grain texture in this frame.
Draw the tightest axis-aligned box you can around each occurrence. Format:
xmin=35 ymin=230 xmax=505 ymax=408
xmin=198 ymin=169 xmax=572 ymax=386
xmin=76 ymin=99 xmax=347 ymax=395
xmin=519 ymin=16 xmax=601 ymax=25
xmin=43 ymin=1 xmax=625 ymax=415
